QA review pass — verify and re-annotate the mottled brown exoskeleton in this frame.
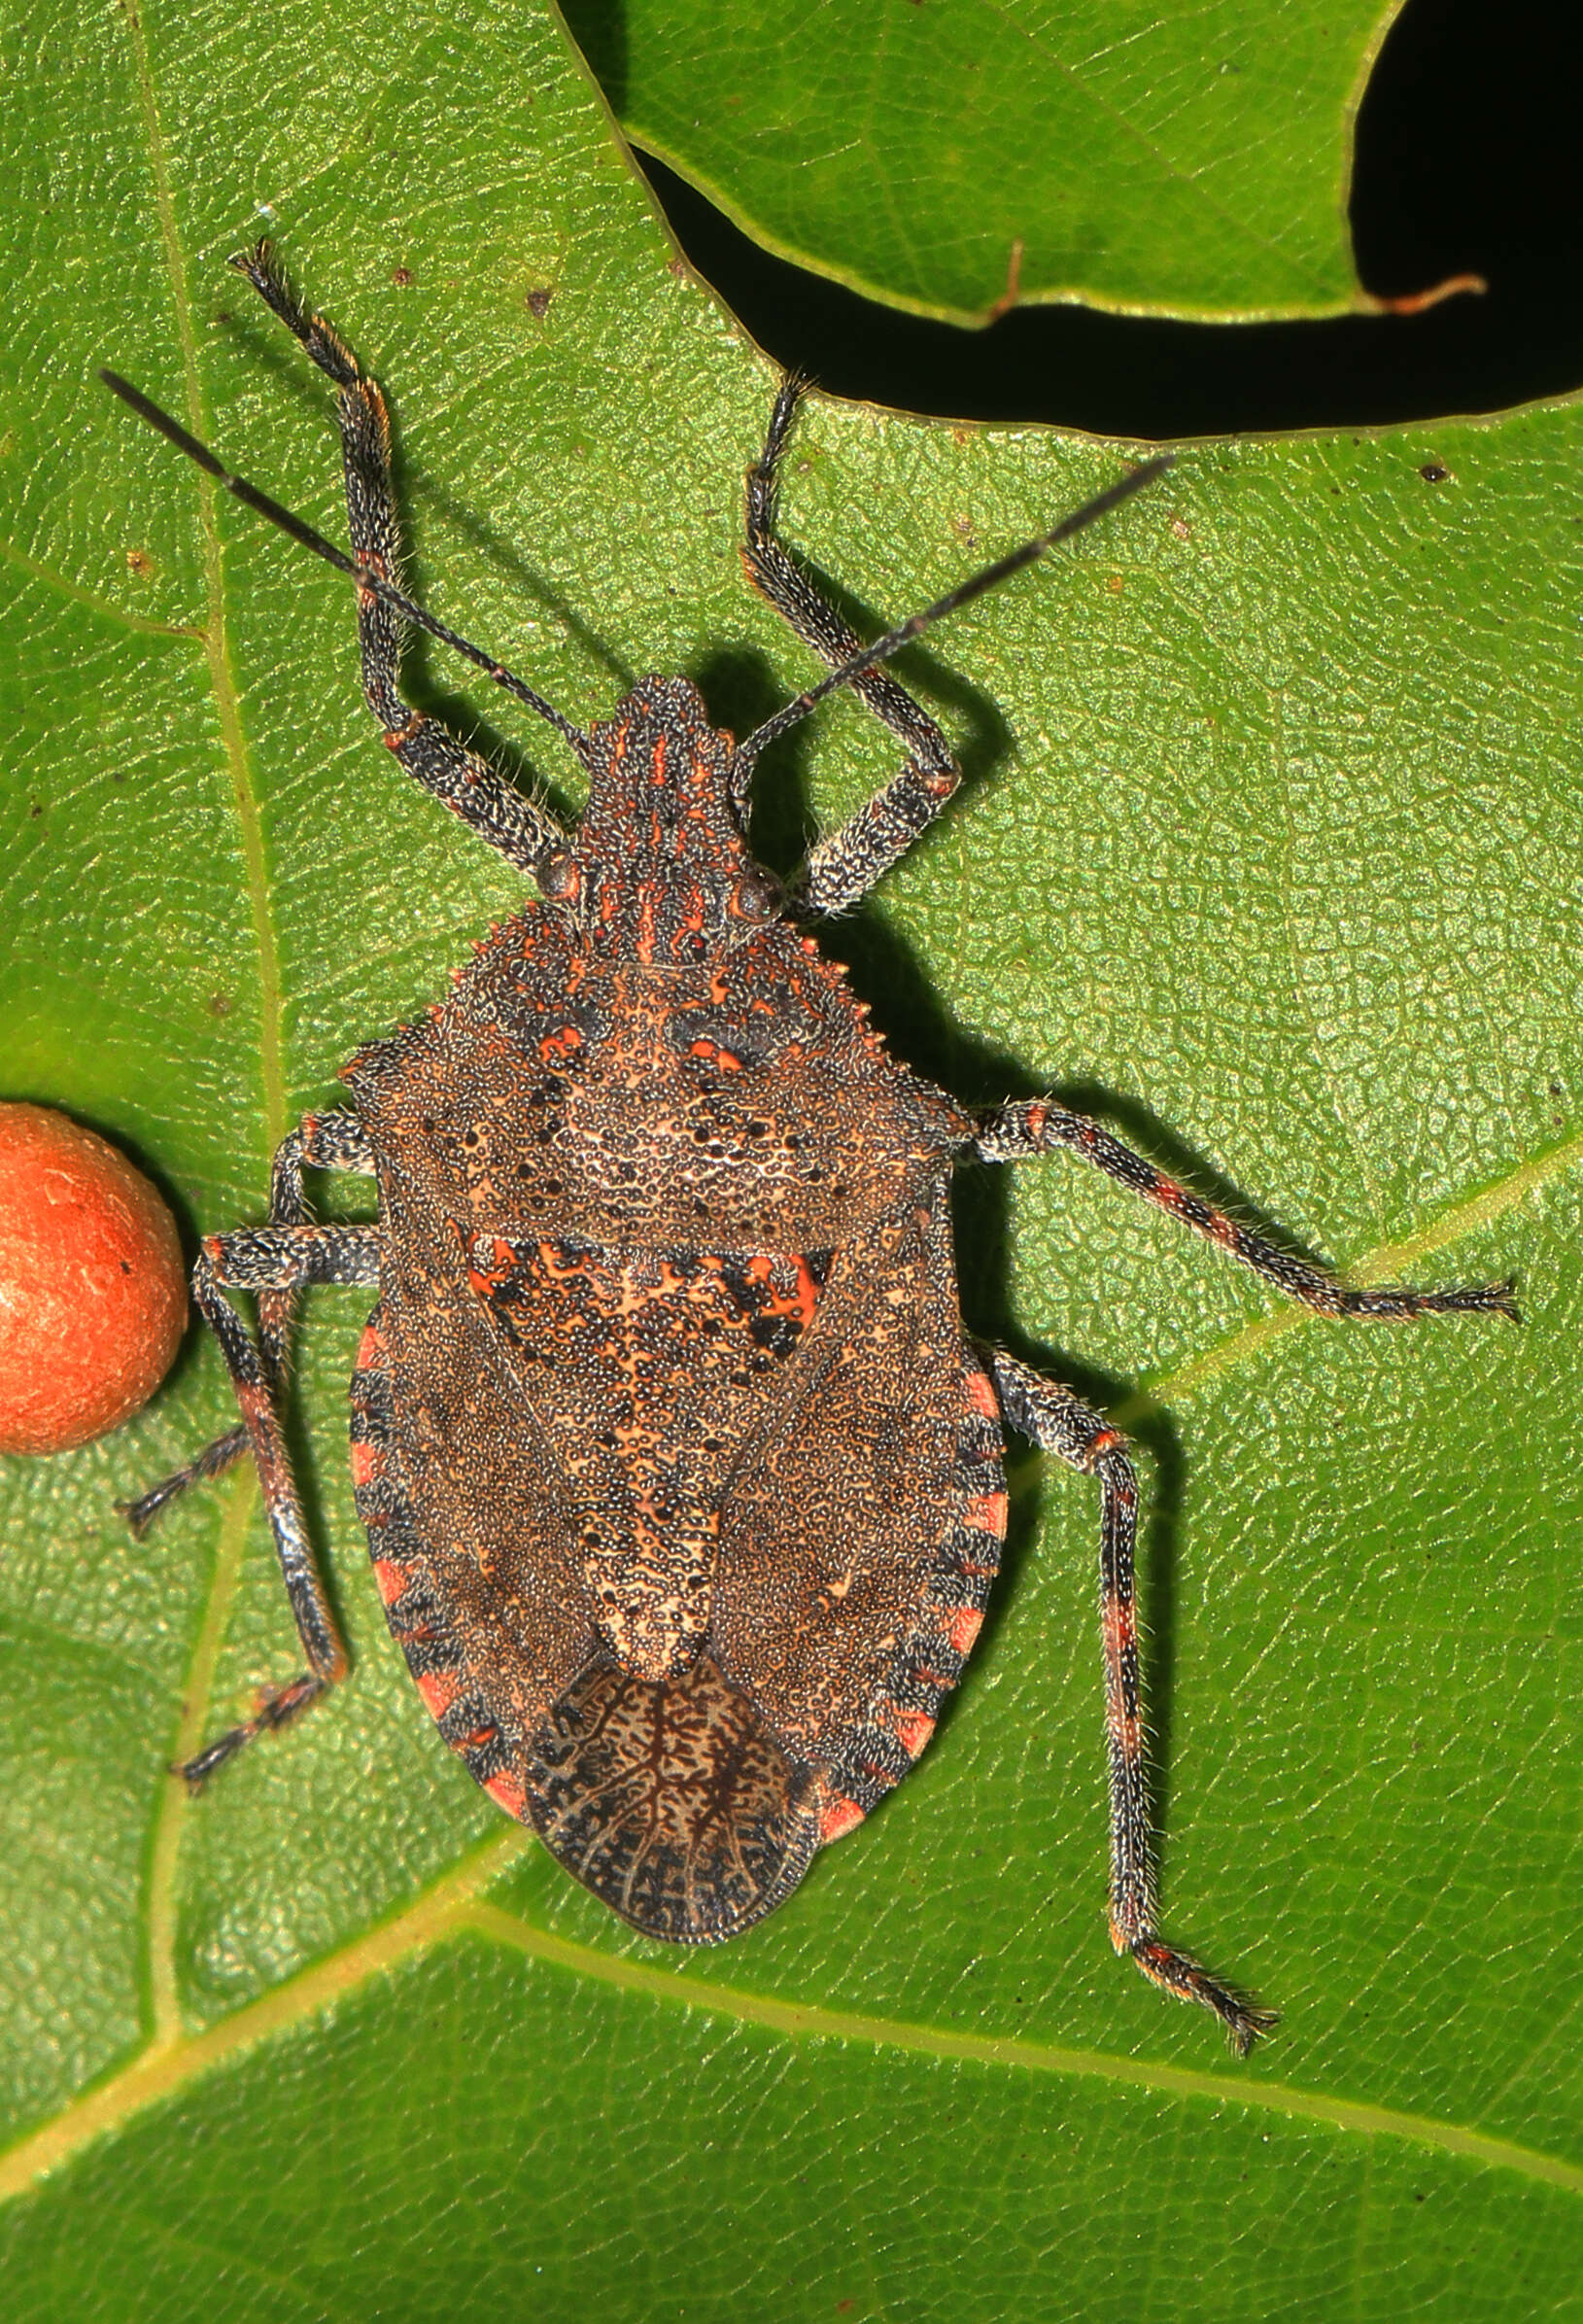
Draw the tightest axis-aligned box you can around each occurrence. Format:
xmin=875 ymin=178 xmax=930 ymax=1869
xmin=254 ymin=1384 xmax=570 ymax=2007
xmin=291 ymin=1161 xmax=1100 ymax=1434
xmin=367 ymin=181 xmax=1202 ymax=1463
xmin=108 ymin=247 xmax=1515 ymax=2054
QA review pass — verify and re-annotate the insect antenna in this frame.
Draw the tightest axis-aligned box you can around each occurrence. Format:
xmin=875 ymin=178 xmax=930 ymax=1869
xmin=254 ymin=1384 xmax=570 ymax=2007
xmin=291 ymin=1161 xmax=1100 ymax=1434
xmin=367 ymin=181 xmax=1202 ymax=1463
xmin=98 ymin=368 xmax=592 ymax=764
xmin=735 ymin=452 xmax=1174 ymax=769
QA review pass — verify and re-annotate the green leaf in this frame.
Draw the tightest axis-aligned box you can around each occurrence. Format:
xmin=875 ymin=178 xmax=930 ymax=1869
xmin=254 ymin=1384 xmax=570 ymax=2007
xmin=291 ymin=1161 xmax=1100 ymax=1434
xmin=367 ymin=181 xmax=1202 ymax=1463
xmin=2 ymin=2 xmax=1581 ymax=2316
xmin=565 ymin=0 xmax=1399 ymax=323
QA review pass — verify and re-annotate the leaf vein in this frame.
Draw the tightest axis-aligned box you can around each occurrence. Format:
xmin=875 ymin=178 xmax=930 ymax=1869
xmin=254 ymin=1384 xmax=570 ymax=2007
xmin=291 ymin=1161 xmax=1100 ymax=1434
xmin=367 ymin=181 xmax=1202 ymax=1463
xmin=5 ymin=1844 xmax=1580 ymax=2205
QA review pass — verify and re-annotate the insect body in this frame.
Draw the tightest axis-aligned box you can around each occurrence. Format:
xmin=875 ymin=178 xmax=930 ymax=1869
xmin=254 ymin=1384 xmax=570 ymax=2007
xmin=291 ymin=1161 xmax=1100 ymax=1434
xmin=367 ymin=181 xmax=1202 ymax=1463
xmin=111 ymin=248 xmax=1515 ymax=2053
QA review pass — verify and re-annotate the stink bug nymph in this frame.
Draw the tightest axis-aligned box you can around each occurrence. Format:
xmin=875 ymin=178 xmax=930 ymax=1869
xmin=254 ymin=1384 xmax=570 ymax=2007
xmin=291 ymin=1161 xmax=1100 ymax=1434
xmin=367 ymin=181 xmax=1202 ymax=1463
xmin=105 ymin=247 xmax=1516 ymax=2054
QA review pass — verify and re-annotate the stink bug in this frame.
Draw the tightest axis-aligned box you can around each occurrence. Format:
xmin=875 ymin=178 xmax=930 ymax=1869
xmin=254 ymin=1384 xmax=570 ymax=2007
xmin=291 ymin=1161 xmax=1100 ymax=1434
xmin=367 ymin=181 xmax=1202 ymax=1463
xmin=105 ymin=247 xmax=1516 ymax=2054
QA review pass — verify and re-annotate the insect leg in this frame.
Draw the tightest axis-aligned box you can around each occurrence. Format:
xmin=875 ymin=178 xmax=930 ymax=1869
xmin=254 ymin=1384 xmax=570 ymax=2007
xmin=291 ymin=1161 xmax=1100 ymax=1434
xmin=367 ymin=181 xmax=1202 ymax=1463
xmin=985 ymin=1347 xmax=1274 ymax=2054
xmin=120 ymin=1109 xmax=376 ymax=1536
xmin=230 ymin=244 xmax=568 ymax=873
xmin=175 ymin=1220 xmax=385 ymax=1786
xmin=973 ymin=1100 xmax=1519 ymax=1323
xmin=741 ymin=379 xmax=963 ymax=913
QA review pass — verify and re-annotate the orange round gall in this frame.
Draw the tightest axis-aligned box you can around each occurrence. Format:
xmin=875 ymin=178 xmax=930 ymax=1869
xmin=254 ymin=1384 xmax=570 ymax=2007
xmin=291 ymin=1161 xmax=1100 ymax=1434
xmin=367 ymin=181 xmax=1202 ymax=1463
xmin=0 ymin=1103 xmax=188 ymax=1455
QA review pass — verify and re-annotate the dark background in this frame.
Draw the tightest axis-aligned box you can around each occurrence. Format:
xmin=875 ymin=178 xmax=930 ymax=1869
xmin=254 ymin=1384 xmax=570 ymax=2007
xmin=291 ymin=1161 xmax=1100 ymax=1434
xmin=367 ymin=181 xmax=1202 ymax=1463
xmin=595 ymin=0 xmax=1583 ymax=437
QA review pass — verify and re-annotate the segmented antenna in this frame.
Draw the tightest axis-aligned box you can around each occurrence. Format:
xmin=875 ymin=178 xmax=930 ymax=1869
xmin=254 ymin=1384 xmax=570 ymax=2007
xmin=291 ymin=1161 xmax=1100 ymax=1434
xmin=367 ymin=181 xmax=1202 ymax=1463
xmin=735 ymin=452 xmax=1175 ymax=769
xmin=103 ymin=360 xmax=1172 ymax=780
xmin=98 ymin=368 xmax=592 ymax=765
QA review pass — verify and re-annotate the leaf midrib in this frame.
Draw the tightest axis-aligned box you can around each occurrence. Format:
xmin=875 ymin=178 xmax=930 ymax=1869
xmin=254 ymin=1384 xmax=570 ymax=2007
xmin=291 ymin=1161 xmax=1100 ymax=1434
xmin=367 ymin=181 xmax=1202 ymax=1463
xmin=125 ymin=0 xmax=288 ymax=1153
xmin=122 ymin=0 xmax=291 ymax=2049
xmin=4 ymin=1822 xmax=1582 ymax=2205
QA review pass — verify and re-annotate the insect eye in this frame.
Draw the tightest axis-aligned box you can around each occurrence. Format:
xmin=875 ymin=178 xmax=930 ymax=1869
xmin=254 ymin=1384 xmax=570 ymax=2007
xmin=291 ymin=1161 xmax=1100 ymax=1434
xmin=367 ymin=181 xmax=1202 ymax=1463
xmin=536 ymin=848 xmax=580 ymax=902
xmin=731 ymin=872 xmax=781 ymax=922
